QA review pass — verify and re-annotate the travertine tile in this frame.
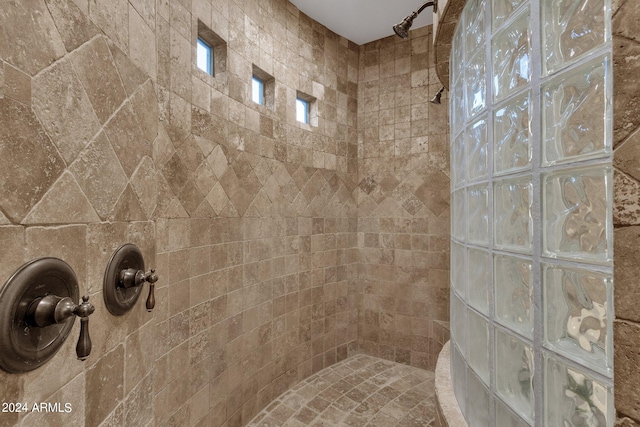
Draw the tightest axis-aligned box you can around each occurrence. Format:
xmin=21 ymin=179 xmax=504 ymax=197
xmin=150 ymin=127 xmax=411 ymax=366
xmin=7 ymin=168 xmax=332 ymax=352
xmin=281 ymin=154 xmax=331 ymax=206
xmin=0 ymin=0 xmax=65 ymax=75
xmin=613 ymin=36 xmax=640 ymax=146
xmin=85 ymin=345 xmax=124 ymax=427
xmin=248 ymin=355 xmax=434 ymax=427
xmin=0 ymin=97 xmax=66 ymax=222
xmin=3 ymin=63 xmax=31 ymax=105
xmin=615 ymin=320 xmax=640 ymax=421
xmin=88 ymin=0 xmax=129 ymax=53
xmin=69 ymin=131 xmax=128 ymax=219
xmin=44 ymin=0 xmax=101 ymax=52
xmin=128 ymin=4 xmax=157 ymax=81
xmin=71 ymin=36 xmax=127 ymax=124
xmin=32 ymin=57 xmax=101 ymax=163
xmin=105 ymin=101 xmax=152 ymax=177
xmin=23 ymin=171 xmax=100 ymax=224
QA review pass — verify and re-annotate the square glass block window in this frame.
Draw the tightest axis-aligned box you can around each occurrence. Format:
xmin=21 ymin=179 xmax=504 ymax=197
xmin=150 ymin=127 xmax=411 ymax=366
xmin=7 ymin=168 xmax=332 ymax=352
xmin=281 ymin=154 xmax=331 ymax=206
xmin=542 ymin=165 xmax=612 ymax=263
xmin=494 ymin=177 xmax=533 ymax=252
xmin=197 ymin=37 xmax=213 ymax=75
xmin=495 ymin=328 xmax=534 ymax=423
xmin=252 ymin=76 xmax=264 ymax=105
xmin=543 ymin=263 xmax=612 ymax=376
xmin=467 ymin=247 xmax=489 ymax=315
xmin=544 ymin=352 xmax=613 ymax=427
xmin=296 ymin=98 xmax=310 ymax=124
xmin=494 ymin=254 xmax=533 ymax=339
xmin=467 ymin=370 xmax=490 ymax=427
xmin=542 ymin=53 xmax=611 ymax=166
xmin=468 ymin=309 xmax=490 ymax=385
xmin=496 ymin=397 xmax=531 ymax=427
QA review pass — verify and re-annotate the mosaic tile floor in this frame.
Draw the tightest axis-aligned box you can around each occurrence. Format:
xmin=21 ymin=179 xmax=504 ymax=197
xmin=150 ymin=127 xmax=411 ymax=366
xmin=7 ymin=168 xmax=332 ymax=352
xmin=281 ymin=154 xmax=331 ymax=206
xmin=247 ymin=354 xmax=436 ymax=427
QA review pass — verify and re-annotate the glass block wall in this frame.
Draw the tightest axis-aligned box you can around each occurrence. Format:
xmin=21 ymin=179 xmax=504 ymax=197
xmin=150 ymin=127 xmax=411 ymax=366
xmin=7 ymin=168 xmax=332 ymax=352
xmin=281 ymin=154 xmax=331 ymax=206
xmin=449 ymin=0 xmax=614 ymax=425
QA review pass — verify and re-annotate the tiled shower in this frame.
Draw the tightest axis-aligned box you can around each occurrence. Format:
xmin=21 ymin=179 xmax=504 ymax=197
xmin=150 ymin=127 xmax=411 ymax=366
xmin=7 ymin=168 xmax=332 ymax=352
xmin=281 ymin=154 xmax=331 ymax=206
xmin=448 ymin=0 xmax=614 ymax=425
xmin=0 ymin=0 xmax=448 ymax=426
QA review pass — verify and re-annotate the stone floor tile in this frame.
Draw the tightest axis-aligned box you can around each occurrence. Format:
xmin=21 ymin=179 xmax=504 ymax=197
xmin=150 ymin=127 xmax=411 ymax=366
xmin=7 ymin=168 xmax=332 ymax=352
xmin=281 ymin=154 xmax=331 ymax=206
xmin=247 ymin=354 xmax=436 ymax=427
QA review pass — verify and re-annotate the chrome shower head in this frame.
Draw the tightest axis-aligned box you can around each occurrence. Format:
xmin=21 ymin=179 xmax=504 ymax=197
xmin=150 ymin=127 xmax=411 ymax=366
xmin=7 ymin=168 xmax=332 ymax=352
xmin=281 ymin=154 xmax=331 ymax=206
xmin=430 ymin=86 xmax=446 ymax=104
xmin=393 ymin=1 xmax=437 ymax=39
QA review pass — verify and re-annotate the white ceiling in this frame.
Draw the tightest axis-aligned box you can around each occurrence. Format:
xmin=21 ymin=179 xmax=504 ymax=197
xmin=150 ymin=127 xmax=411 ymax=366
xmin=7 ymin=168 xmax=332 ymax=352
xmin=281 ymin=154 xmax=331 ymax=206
xmin=288 ymin=0 xmax=434 ymax=45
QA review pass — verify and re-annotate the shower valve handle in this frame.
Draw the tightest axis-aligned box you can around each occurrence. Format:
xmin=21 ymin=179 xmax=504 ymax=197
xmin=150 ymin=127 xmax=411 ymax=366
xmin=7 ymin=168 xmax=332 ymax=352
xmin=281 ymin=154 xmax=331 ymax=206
xmin=27 ymin=294 xmax=95 ymax=360
xmin=119 ymin=267 xmax=158 ymax=312
xmin=145 ymin=269 xmax=157 ymax=312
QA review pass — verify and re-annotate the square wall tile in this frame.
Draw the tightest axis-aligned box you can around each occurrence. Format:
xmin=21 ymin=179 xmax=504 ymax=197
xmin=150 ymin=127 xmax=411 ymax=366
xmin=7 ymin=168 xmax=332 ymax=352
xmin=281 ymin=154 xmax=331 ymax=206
xmin=543 ymin=263 xmax=612 ymax=376
xmin=542 ymin=165 xmax=612 ymax=263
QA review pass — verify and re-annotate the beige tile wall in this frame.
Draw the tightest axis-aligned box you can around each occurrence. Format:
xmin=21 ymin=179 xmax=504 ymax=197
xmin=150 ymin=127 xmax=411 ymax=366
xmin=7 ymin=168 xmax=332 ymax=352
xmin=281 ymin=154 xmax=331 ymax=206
xmin=355 ymin=29 xmax=451 ymax=371
xmin=0 ymin=0 xmax=448 ymax=426
xmin=613 ymin=1 xmax=640 ymax=425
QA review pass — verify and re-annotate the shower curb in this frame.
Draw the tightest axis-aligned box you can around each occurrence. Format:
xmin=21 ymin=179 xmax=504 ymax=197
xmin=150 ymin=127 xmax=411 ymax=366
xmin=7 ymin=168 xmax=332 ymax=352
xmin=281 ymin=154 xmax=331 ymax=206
xmin=435 ymin=341 xmax=468 ymax=427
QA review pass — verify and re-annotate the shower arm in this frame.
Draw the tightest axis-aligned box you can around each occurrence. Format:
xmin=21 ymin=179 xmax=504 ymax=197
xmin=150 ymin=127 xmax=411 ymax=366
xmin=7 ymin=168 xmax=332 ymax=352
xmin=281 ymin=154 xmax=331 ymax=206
xmin=415 ymin=0 xmax=437 ymax=15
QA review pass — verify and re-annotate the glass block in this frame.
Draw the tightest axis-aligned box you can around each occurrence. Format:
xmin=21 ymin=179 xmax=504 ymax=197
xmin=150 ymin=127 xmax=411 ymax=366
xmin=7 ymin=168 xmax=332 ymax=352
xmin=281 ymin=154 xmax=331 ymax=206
xmin=544 ymin=353 xmax=614 ymax=427
xmin=542 ymin=53 xmax=612 ymax=165
xmin=494 ymin=254 xmax=533 ymax=338
xmin=452 ymin=342 xmax=468 ymax=418
xmin=494 ymin=178 xmax=533 ymax=252
xmin=467 ymin=370 xmax=490 ymax=427
xmin=494 ymin=90 xmax=532 ymax=175
xmin=492 ymin=8 xmax=531 ymax=102
xmin=466 ymin=50 xmax=487 ymax=118
xmin=543 ymin=263 xmax=613 ymax=376
xmin=465 ymin=0 xmax=486 ymax=58
xmin=451 ymin=75 xmax=467 ymax=136
xmin=468 ymin=247 xmax=490 ymax=315
xmin=451 ymin=241 xmax=467 ymax=299
xmin=495 ymin=328 xmax=534 ymax=423
xmin=542 ymin=165 xmax=612 ymax=263
xmin=452 ymin=292 xmax=468 ymax=357
xmin=466 ymin=118 xmax=489 ymax=182
xmin=452 ymin=130 xmax=466 ymax=187
xmin=467 ymin=184 xmax=489 ymax=244
xmin=452 ymin=188 xmax=467 ymax=242
xmin=496 ymin=398 xmax=531 ymax=427
xmin=542 ymin=0 xmax=610 ymax=75
xmin=492 ymin=0 xmax=527 ymax=30
xmin=468 ymin=309 xmax=490 ymax=385
xmin=451 ymin=12 xmax=466 ymax=84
